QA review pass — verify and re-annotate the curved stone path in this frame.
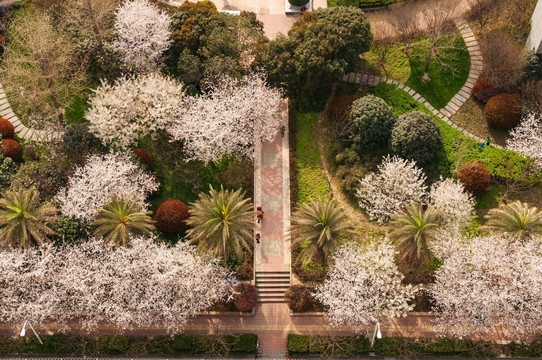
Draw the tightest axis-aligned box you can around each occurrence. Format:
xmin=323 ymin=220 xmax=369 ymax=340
xmin=342 ymin=19 xmax=502 ymax=149
xmin=0 ymin=84 xmax=63 ymax=143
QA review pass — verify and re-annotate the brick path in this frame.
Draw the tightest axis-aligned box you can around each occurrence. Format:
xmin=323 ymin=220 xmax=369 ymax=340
xmin=0 ymin=84 xmax=63 ymax=142
xmin=342 ymin=19 xmax=502 ymax=148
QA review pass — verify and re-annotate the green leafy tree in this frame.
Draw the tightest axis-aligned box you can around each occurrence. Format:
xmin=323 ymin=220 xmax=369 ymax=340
xmin=92 ymin=195 xmax=155 ymax=247
xmin=483 ymin=201 xmax=542 ymax=240
xmin=350 ymin=95 xmax=396 ymax=150
xmin=390 ymin=203 xmax=441 ymax=263
xmin=290 ymin=198 xmax=354 ymax=264
xmin=259 ymin=7 xmax=372 ymax=97
xmin=186 ymin=185 xmax=255 ymax=262
xmin=0 ymin=187 xmax=58 ymax=249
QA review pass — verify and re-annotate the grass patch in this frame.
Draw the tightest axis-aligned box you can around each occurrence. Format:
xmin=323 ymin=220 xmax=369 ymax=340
xmin=363 ymin=43 xmax=411 ymax=83
xmin=405 ymin=36 xmax=470 ymax=109
xmin=295 ymin=112 xmax=330 ymax=204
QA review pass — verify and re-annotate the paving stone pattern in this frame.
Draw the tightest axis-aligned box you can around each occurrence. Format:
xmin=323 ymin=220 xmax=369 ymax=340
xmin=0 ymin=84 xmax=63 ymax=143
xmin=342 ymin=20 xmax=503 ymax=149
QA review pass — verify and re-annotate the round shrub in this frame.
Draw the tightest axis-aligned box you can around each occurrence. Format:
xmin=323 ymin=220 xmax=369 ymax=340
xmin=62 ymin=124 xmax=107 ymax=165
xmin=288 ymin=0 xmax=308 ymax=5
xmin=10 ymin=155 xmax=70 ymax=200
xmin=390 ymin=111 xmax=442 ymax=165
xmin=133 ymin=148 xmax=152 ymax=167
xmin=284 ymin=285 xmax=320 ymax=313
xmin=0 ymin=139 xmax=21 ymax=160
xmin=457 ymin=161 xmax=491 ymax=195
xmin=155 ymin=199 xmax=189 ymax=233
xmin=233 ymin=282 xmax=258 ymax=312
xmin=350 ymin=95 xmax=396 ymax=150
xmin=0 ymin=118 xmax=15 ymax=139
xmin=484 ymin=93 xmax=522 ymax=129
xmin=50 ymin=215 xmax=90 ymax=246
xmin=24 ymin=145 xmax=38 ymax=161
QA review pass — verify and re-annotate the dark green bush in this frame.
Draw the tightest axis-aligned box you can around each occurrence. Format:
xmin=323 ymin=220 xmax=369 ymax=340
xmin=0 ymin=333 xmax=257 ymax=355
xmin=390 ymin=110 xmax=442 ymax=165
xmin=508 ymin=340 xmax=542 ymax=357
xmin=374 ymin=337 xmax=500 ymax=357
xmin=350 ymin=94 xmax=396 ymax=150
xmin=287 ymin=334 xmax=310 ymax=354
xmin=49 ymin=215 xmax=90 ymax=245
xmin=288 ymin=0 xmax=308 ymax=5
xmin=62 ymin=123 xmax=107 ymax=165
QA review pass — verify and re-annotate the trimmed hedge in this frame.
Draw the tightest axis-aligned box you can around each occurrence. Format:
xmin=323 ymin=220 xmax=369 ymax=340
xmin=155 ymin=199 xmax=189 ymax=233
xmin=0 ymin=333 xmax=258 ymax=355
xmin=0 ymin=118 xmax=15 ymax=139
xmin=288 ymin=0 xmax=308 ymax=5
xmin=458 ymin=161 xmax=492 ymax=195
xmin=0 ymin=138 xmax=21 ymax=160
xmin=133 ymin=148 xmax=152 ymax=167
xmin=233 ymin=282 xmax=258 ymax=311
xmin=288 ymin=334 xmax=542 ymax=357
xmin=288 ymin=334 xmax=370 ymax=355
xmin=484 ymin=93 xmax=522 ymax=129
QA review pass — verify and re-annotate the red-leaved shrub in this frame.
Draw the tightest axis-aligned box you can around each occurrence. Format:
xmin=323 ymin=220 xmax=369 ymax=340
xmin=133 ymin=148 xmax=152 ymax=167
xmin=458 ymin=161 xmax=491 ymax=195
xmin=0 ymin=139 xmax=21 ymax=160
xmin=233 ymin=282 xmax=258 ymax=312
xmin=284 ymin=285 xmax=321 ymax=313
xmin=471 ymin=77 xmax=494 ymax=101
xmin=155 ymin=199 xmax=189 ymax=233
xmin=484 ymin=93 xmax=522 ymax=129
xmin=0 ymin=118 xmax=15 ymax=139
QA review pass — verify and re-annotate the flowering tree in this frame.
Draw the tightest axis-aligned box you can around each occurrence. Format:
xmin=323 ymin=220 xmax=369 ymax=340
xmin=507 ymin=112 xmax=542 ymax=168
xmin=56 ymin=153 xmax=158 ymax=222
xmin=429 ymin=177 xmax=474 ymax=228
xmin=0 ymin=237 xmax=236 ymax=333
xmin=313 ymin=241 xmax=420 ymax=333
xmin=168 ymin=73 xmax=283 ymax=163
xmin=428 ymin=234 xmax=542 ymax=339
xmin=112 ymin=0 xmax=172 ymax=72
xmin=86 ymin=73 xmax=184 ymax=148
xmin=356 ymin=155 xmax=427 ymax=223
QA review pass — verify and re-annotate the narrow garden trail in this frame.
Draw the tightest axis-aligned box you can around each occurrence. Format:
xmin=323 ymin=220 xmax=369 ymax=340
xmin=315 ymin=87 xmax=388 ymax=233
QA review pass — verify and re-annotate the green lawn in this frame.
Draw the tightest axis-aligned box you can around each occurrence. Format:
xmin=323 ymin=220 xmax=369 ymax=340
xmin=405 ymin=36 xmax=470 ymax=110
xmin=295 ymin=112 xmax=330 ymax=204
xmin=363 ymin=43 xmax=411 ymax=83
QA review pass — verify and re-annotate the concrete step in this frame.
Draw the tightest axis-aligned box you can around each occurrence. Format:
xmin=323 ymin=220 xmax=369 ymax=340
xmin=255 ymin=271 xmax=290 ymax=303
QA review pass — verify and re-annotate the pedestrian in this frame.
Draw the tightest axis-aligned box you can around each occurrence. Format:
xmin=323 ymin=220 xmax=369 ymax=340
xmin=301 ymin=5 xmax=306 ymax=12
xmin=486 ymin=137 xmax=492 ymax=146
xmin=256 ymin=206 xmax=264 ymax=223
xmin=255 ymin=233 xmax=261 ymax=244
xmin=280 ymin=125 xmax=286 ymax=137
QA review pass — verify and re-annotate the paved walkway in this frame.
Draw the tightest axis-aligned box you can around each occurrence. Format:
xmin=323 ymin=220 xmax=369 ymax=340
xmin=0 ymin=84 xmax=63 ymax=143
xmin=342 ymin=20 xmax=501 ymax=148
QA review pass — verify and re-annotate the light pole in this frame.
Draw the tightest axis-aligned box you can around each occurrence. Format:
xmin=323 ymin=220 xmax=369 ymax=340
xmin=370 ymin=321 xmax=382 ymax=349
xmin=20 ymin=320 xmax=43 ymax=345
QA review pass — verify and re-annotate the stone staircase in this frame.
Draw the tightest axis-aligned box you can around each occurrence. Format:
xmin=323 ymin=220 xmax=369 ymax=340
xmin=255 ymin=271 xmax=290 ymax=303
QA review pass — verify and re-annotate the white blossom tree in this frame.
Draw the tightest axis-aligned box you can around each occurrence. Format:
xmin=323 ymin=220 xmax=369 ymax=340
xmin=56 ymin=153 xmax=158 ymax=223
xmin=313 ymin=241 xmax=420 ymax=333
xmin=86 ymin=73 xmax=184 ymax=148
xmin=429 ymin=177 xmax=475 ymax=228
xmin=0 ymin=236 xmax=236 ymax=333
xmin=112 ymin=0 xmax=172 ymax=72
xmin=428 ymin=234 xmax=542 ymax=339
xmin=356 ymin=155 xmax=427 ymax=224
xmin=507 ymin=112 xmax=542 ymax=169
xmin=168 ymin=73 xmax=283 ymax=163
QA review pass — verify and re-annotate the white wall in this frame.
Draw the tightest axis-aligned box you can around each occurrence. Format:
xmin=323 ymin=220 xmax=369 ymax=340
xmin=527 ymin=0 xmax=542 ymax=54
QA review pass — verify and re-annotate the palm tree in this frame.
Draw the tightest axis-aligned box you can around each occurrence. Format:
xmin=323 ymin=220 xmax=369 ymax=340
xmin=482 ymin=201 xmax=542 ymax=240
xmin=390 ymin=203 xmax=441 ymax=263
xmin=92 ymin=195 xmax=155 ymax=247
xmin=290 ymin=198 xmax=354 ymax=264
xmin=186 ymin=185 xmax=255 ymax=262
xmin=0 ymin=187 xmax=58 ymax=249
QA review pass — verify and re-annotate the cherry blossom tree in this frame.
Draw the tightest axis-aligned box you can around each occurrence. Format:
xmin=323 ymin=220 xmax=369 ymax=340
xmin=168 ymin=73 xmax=283 ymax=163
xmin=86 ymin=73 xmax=184 ymax=148
xmin=428 ymin=233 xmax=542 ymax=339
xmin=429 ymin=177 xmax=475 ymax=228
xmin=112 ymin=0 xmax=172 ymax=72
xmin=0 ymin=236 xmax=236 ymax=333
xmin=313 ymin=241 xmax=420 ymax=333
xmin=56 ymin=153 xmax=158 ymax=223
xmin=507 ymin=112 xmax=542 ymax=169
xmin=356 ymin=155 xmax=427 ymax=224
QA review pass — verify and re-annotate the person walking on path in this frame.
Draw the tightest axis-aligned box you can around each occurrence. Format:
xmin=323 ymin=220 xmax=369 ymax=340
xmin=255 ymin=233 xmax=261 ymax=244
xmin=257 ymin=207 xmax=264 ymax=223
xmin=280 ymin=125 xmax=286 ymax=137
